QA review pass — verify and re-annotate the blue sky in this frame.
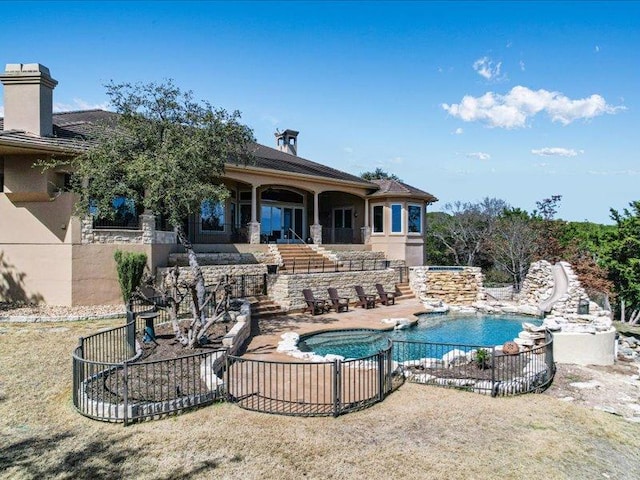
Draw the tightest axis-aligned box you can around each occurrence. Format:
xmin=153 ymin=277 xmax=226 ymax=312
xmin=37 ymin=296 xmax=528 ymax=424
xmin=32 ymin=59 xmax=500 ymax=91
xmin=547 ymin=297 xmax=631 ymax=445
xmin=1 ymin=1 xmax=638 ymax=223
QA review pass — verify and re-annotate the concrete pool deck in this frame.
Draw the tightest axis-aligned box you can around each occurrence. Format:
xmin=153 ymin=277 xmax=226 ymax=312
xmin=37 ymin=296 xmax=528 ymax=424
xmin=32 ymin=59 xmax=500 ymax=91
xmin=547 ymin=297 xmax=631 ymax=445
xmin=241 ymin=297 xmax=426 ymax=361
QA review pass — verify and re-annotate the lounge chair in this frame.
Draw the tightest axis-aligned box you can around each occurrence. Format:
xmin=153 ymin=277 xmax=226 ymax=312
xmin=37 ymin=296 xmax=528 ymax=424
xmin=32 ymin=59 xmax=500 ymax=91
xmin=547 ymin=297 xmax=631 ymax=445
xmin=354 ymin=285 xmax=376 ymax=309
xmin=327 ymin=287 xmax=349 ymax=312
xmin=302 ymin=289 xmax=329 ymax=315
xmin=375 ymin=283 xmax=396 ymax=306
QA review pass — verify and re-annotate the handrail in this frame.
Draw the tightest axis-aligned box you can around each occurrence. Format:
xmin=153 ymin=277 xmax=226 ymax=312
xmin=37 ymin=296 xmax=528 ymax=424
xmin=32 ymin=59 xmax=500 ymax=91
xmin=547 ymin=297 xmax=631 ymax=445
xmin=287 ymin=228 xmax=307 ymax=244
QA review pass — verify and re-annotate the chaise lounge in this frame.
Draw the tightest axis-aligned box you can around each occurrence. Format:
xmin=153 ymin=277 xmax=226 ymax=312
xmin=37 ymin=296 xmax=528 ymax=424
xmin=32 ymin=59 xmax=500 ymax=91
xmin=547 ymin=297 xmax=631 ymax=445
xmin=302 ymin=288 xmax=329 ymax=315
xmin=375 ymin=283 xmax=397 ymax=306
xmin=354 ymin=285 xmax=376 ymax=309
xmin=327 ymin=287 xmax=350 ymax=312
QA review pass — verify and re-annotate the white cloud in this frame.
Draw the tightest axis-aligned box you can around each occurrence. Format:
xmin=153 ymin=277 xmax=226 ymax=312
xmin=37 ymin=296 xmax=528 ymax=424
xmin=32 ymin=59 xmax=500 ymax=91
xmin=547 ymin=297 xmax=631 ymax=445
xmin=467 ymin=152 xmax=491 ymax=161
xmin=531 ymin=147 xmax=583 ymax=157
xmin=519 ymin=60 xmax=525 ymax=71
xmin=442 ymin=86 xmax=625 ymax=129
xmin=54 ymin=98 xmax=110 ymax=112
xmin=595 ymin=45 xmax=600 ymax=53
xmin=473 ymin=56 xmax=502 ymax=80
xmin=0 ymin=105 xmax=4 ymax=117
xmin=453 ymin=127 xmax=464 ymax=135
xmin=343 ymin=146 xmax=354 ymax=154
xmin=389 ymin=156 xmax=404 ymax=164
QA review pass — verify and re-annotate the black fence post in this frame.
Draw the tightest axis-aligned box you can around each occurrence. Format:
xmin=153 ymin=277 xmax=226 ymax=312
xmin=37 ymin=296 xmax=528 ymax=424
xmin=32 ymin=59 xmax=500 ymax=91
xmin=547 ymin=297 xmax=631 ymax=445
xmin=262 ymin=273 xmax=267 ymax=295
xmin=333 ymin=360 xmax=341 ymax=417
xmin=490 ymin=347 xmax=497 ymax=397
xmin=377 ymin=352 xmax=385 ymax=402
xmin=123 ymin=361 xmax=129 ymax=426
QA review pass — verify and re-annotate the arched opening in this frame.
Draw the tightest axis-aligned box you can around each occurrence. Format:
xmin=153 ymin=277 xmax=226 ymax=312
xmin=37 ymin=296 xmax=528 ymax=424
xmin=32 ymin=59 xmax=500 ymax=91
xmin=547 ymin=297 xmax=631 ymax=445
xmin=260 ymin=187 xmax=307 ymax=243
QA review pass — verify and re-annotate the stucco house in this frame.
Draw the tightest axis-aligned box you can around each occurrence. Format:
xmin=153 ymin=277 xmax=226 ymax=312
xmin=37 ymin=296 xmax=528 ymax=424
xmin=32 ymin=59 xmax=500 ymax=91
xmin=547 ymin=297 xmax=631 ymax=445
xmin=0 ymin=63 xmax=437 ymax=306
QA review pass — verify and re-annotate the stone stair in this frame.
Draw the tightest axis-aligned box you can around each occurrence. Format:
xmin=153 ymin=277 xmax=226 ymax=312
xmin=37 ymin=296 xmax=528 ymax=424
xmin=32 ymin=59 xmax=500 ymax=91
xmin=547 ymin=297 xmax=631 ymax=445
xmin=249 ymin=295 xmax=284 ymax=319
xmin=276 ymin=244 xmax=337 ymax=274
xmin=395 ymin=282 xmax=415 ymax=300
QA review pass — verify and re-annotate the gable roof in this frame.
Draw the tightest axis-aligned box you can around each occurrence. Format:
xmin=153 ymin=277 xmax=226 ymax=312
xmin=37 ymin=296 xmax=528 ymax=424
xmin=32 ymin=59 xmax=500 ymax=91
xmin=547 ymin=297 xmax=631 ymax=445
xmin=368 ymin=178 xmax=438 ymax=203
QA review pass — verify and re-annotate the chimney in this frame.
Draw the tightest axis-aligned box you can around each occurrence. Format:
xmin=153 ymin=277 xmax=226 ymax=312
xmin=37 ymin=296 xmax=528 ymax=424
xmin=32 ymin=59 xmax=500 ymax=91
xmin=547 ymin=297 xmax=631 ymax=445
xmin=0 ymin=63 xmax=58 ymax=136
xmin=275 ymin=129 xmax=299 ymax=156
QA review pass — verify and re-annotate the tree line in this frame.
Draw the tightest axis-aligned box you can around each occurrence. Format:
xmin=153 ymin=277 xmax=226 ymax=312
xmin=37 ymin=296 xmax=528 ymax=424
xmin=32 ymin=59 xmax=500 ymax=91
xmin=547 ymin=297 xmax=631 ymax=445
xmin=426 ymin=195 xmax=640 ymax=320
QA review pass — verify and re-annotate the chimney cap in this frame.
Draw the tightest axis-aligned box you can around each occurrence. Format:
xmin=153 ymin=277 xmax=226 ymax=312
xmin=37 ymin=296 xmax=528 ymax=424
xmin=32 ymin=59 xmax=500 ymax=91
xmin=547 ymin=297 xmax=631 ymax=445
xmin=275 ymin=129 xmax=299 ymax=138
xmin=1 ymin=63 xmax=57 ymax=88
xmin=5 ymin=63 xmax=52 ymax=76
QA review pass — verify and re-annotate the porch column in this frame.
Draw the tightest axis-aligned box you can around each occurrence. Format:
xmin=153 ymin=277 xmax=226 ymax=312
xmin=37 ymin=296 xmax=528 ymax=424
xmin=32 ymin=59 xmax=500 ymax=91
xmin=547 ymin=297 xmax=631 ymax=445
xmin=362 ymin=198 xmax=371 ymax=245
xmin=364 ymin=198 xmax=369 ymax=227
xmin=248 ymin=184 xmax=261 ymax=244
xmin=310 ymin=190 xmax=322 ymax=244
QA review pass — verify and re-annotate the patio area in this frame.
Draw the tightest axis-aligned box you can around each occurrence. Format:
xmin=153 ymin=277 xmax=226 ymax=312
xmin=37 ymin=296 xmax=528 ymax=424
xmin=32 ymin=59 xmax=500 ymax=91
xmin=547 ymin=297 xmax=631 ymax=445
xmin=242 ymin=297 xmax=426 ymax=361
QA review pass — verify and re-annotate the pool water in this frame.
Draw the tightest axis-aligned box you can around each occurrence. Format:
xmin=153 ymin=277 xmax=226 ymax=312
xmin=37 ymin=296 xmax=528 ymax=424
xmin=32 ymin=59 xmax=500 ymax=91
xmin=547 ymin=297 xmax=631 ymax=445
xmin=297 ymin=314 xmax=542 ymax=359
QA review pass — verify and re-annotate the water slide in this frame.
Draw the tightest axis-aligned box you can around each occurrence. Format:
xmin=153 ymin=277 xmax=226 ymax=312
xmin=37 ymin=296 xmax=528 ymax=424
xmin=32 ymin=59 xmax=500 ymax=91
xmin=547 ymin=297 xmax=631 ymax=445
xmin=539 ymin=263 xmax=569 ymax=314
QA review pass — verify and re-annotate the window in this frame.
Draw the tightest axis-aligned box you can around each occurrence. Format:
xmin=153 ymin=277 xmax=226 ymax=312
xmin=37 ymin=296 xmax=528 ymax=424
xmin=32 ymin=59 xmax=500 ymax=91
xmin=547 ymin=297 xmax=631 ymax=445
xmin=408 ymin=204 xmax=422 ymax=233
xmin=91 ymin=195 xmax=140 ymax=229
xmin=201 ymin=200 xmax=225 ymax=232
xmin=373 ymin=205 xmax=384 ymax=233
xmin=391 ymin=204 xmax=402 ymax=233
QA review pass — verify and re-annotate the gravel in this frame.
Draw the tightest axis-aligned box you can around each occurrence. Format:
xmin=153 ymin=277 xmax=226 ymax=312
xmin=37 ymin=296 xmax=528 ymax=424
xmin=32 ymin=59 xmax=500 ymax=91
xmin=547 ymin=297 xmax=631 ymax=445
xmin=0 ymin=302 xmax=125 ymax=321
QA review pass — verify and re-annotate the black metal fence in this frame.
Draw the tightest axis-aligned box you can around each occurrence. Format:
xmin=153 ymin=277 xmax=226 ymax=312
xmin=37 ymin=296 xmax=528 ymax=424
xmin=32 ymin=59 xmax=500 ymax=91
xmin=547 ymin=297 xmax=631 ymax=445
xmin=92 ymin=216 xmax=140 ymax=230
xmin=394 ymin=333 xmax=555 ymax=396
xmin=394 ymin=266 xmax=410 ymax=283
xmin=283 ymin=258 xmax=391 ymax=274
xmin=484 ymin=283 xmax=518 ymax=302
xmin=72 ymin=313 xmax=555 ymax=424
xmin=321 ymin=227 xmax=364 ymax=245
xmin=72 ymin=311 xmax=226 ymax=424
xmin=185 ymin=220 xmax=248 ymax=244
xmin=72 ymin=314 xmax=397 ymax=423
xmin=226 ymin=341 xmax=396 ymax=417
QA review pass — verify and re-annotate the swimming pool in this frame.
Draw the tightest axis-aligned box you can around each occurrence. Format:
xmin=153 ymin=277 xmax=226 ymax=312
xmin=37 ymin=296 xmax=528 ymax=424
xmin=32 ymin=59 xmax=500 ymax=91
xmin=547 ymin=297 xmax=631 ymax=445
xmin=297 ymin=313 xmax=542 ymax=359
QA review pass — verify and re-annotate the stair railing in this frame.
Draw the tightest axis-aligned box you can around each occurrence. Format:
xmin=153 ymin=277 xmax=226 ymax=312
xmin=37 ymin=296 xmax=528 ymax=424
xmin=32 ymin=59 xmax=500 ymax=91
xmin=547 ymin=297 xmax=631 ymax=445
xmin=287 ymin=228 xmax=307 ymax=244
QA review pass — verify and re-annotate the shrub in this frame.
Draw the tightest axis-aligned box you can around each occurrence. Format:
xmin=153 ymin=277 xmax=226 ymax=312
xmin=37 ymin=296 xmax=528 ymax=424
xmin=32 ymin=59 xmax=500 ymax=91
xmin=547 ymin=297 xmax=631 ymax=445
xmin=114 ymin=250 xmax=147 ymax=303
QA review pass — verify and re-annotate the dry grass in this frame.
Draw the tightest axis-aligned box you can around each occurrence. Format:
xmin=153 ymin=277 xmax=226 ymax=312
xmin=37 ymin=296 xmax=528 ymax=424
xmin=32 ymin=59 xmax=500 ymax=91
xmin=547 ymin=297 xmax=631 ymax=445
xmin=1 ymin=320 xmax=639 ymax=480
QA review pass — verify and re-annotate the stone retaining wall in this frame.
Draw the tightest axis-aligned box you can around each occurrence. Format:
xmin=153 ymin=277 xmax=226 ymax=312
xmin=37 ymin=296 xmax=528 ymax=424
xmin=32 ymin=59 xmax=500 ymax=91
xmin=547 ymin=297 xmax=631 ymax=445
xmin=328 ymin=250 xmax=386 ymax=261
xmin=168 ymin=252 xmax=275 ymax=266
xmin=270 ymin=269 xmax=397 ymax=311
xmin=157 ymin=264 xmax=267 ymax=285
xmin=409 ymin=266 xmax=484 ymax=305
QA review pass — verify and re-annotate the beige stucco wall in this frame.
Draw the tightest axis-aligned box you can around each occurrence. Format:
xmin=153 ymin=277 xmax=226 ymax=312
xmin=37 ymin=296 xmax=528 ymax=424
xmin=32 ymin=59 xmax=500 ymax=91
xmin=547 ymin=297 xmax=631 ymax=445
xmin=0 ymin=187 xmax=77 ymax=304
xmin=0 ymin=244 xmax=72 ymax=304
xmin=368 ymin=198 xmax=426 ymax=266
xmin=0 ymin=192 xmax=75 ymax=244
xmin=71 ymin=244 xmax=151 ymax=305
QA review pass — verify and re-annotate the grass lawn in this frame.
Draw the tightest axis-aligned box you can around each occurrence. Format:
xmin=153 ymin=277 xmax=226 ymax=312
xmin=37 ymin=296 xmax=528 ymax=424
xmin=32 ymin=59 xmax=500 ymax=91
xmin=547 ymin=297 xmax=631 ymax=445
xmin=1 ymin=320 xmax=639 ymax=479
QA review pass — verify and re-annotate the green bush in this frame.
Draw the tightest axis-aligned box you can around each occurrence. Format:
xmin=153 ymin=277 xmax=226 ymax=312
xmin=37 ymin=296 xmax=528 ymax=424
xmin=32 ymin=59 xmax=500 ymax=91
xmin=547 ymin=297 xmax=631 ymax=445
xmin=114 ymin=250 xmax=147 ymax=303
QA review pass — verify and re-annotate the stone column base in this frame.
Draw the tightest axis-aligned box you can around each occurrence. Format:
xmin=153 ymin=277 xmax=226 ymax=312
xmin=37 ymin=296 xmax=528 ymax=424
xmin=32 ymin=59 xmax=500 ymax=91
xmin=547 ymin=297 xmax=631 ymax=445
xmin=310 ymin=224 xmax=322 ymax=244
xmin=248 ymin=222 xmax=261 ymax=244
xmin=361 ymin=226 xmax=371 ymax=245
